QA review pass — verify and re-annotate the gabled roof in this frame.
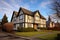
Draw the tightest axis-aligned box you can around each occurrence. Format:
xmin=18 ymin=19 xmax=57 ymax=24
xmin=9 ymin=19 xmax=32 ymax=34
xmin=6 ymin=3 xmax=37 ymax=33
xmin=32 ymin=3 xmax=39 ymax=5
xmin=18 ymin=7 xmax=33 ymax=16
xmin=11 ymin=7 xmax=46 ymax=21
xmin=14 ymin=11 xmax=18 ymax=16
xmin=19 ymin=7 xmax=46 ymax=20
xmin=11 ymin=11 xmax=18 ymax=22
xmin=33 ymin=10 xmax=46 ymax=20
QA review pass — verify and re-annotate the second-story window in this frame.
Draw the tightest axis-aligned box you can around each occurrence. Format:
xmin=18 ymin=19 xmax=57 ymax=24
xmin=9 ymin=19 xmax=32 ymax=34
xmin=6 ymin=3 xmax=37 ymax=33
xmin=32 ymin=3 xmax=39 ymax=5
xmin=28 ymin=16 xmax=31 ymax=20
xmin=13 ymin=17 xmax=16 ymax=22
xmin=19 ymin=11 xmax=23 ymax=15
xmin=35 ymin=16 xmax=40 ymax=20
xmin=19 ymin=15 xmax=24 ymax=20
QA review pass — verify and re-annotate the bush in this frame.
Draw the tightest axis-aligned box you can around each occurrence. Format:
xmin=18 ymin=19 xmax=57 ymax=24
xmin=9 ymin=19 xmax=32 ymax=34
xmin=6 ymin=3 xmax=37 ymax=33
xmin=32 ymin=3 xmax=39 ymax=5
xmin=3 ymin=22 xmax=14 ymax=33
xmin=56 ymin=33 xmax=60 ymax=40
xmin=54 ymin=27 xmax=60 ymax=31
xmin=38 ymin=27 xmax=47 ymax=30
xmin=17 ymin=27 xmax=37 ymax=32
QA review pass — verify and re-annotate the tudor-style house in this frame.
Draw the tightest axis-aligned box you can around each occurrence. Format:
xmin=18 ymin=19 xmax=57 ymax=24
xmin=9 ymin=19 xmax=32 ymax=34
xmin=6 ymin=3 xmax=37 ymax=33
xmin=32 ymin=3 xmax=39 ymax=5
xmin=11 ymin=7 xmax=46 ymax=30
xmin=55 ymin=21 xmax=60 ymax=27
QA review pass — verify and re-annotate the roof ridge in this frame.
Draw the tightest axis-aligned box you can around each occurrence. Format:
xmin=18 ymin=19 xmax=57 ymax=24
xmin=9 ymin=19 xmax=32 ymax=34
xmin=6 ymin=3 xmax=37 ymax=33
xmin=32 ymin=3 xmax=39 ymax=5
xmin=20 ymin=7 xmax=32 ymax=12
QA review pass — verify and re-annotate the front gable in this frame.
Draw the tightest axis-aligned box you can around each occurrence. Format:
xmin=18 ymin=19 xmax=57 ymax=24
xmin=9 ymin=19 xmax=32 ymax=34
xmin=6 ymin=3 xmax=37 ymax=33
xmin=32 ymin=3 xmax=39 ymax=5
xmin=18 ymin=8 xmax=24 ymax=16
xmin=34 ymin=11 xmax=41 ymax=23
xmin=19 ymin=10 xmax=24 ymax=15
xmin=11 ymin=11 xmax=16 ymax=22
xmin=35 ymin=12 xmax=40 ymax=17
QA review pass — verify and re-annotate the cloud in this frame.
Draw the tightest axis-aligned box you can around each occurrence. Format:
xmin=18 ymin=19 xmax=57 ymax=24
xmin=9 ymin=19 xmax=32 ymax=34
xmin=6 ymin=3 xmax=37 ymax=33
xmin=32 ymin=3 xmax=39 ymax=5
xmin=40 ymin=1 xmax=52 ymax=8
xmin=0 ymin=0 xmax=14 ymax=21
xmin=20 ymin=3 xmax=30 ymax=10
xmin=50 ymin=13 xmax=60 ymax=22
xmin=0 ymin=0 xmax=31 ymax=21
xmin=30 ymin=0 xmax=37 ymax=4
xmin=1 ymin=0 xmax=13 ymax=9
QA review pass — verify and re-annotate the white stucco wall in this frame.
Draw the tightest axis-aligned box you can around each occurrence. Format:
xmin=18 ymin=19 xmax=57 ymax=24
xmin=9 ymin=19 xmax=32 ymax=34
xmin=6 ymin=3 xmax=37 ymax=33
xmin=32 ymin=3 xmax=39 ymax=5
xmin=25 ymin=23 xmax=33 ymax=28
xmin=25 ymin=15 xmax=33 ymax=23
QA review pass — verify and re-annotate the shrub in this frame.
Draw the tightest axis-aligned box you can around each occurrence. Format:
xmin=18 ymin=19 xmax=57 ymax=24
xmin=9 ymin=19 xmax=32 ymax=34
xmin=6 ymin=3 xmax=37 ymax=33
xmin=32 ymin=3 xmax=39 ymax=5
xmin=17 ymin=27 xmax=22 ymax=32
xmin=54 ymin=27 xmax=60 ymax=31
xmin=38 ymin=27 xmax=47 ymax=30
xmin=17 ymin=27 xmax=37 ymax=32
xmin=56 ymin=33 xmax=60 ymax=40
xmin=3 ymin=22 xmax=14 ymax=33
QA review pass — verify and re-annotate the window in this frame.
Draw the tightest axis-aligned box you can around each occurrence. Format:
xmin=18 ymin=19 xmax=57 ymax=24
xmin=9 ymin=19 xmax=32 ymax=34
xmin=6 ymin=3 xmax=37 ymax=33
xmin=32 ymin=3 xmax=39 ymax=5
xmin=35 ymin=16 xmax=40 ymax=20
xmin=28 ymin=23 xmax=33 ymax=27
xmin=19 ymin=11 xmax=23 ymax=15
xmin=28 ymin=16 xmax=31 ymax=20
xmin=20 ymin=23 xmax=23 ymax=27
xmin=19 ymin=15 xmax=24 ymax=20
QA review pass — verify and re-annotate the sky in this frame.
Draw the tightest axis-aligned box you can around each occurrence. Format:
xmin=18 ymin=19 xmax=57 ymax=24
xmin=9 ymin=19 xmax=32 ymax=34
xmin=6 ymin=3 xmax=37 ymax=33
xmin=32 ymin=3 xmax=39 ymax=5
xmin=0 ymin=0 xmax=53 ymax=22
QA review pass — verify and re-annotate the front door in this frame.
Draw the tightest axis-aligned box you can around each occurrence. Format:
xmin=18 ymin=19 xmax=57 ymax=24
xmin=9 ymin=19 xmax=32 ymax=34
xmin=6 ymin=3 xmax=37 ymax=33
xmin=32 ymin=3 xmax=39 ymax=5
xmin=33 ymin=23 xmax=38 ymax=29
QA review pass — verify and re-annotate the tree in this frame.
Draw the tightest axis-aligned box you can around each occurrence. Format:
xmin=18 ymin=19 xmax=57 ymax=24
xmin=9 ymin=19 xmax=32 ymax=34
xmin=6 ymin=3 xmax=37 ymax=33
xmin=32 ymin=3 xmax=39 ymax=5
xmin=51 ymin=0 xmax=60 ymax=18
xmin=48 ymin=0 xmax=60 ymax=22
xmin=48 ymin=16 xmax=51 ymax=21
xmin=2 ymin=14 xmax=8 ymax=25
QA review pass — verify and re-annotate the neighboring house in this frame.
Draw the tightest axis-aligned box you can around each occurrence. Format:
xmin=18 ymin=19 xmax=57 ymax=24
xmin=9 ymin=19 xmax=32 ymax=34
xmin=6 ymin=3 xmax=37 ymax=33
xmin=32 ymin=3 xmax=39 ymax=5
xmin=55 ymin=21 xmax=60 ymax=27
xmin=46 ymin=16 xmax=55 ymax=28
xmin=11 ymin=7 xmax=46 ymax=30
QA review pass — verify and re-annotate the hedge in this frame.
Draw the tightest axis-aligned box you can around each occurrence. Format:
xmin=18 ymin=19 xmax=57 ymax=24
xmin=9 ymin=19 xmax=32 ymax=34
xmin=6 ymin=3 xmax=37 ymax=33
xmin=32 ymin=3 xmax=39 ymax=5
xmin=3 ymin=22 xmax=14 ymax=33
xmin=17 ymin=27 xmax=37 ymax=32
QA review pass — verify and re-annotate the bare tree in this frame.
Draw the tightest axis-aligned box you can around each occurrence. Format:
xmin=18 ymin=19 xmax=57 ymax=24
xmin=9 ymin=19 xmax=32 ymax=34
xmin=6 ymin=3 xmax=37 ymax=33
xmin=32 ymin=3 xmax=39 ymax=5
xmin=51 ymin=0 xmax=60 ymax=18
xmin=49 ymin=0 xmax=60 ymax=22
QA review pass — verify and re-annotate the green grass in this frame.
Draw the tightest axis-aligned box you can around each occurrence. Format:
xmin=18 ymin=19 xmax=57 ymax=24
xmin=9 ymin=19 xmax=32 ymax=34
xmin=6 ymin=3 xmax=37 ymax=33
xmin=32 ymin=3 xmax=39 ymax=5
xmin=15 ymin=31 xmax=48 ymax=37
xmin=38 ymin=33 xmax=57 ymax=40
xmin=15 ymin=30 xmax=60 ymax=40
xmin=37 ymin=31 xmax=60 ymax=40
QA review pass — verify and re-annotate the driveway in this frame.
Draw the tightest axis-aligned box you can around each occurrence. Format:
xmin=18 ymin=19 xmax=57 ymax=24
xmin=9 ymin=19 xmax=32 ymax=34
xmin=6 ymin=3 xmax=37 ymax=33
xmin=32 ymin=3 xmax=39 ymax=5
xmin=0 ymin=32 xmax=25 ymax=40
xmin=0 ymin=32 xmax=41 ymax=40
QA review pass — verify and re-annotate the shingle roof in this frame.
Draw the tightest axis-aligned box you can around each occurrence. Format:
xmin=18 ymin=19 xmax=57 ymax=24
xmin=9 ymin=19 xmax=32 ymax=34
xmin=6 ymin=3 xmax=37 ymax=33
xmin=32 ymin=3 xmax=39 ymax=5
xmin=11 ymin=11 xmax=18 ymax=21
xmin=17 ymin=7 xmax=34 ymax=16
xmin=19 ymin=7 xmax=46 ymax=19
xmin=21 ymin=7 xmax=33 ymax=15
xmin=11 ymin=7 xmax=46 ymax=21
xmin=33 ymin=10 xmax=46 ymax=20
xmin=13 ymin=11 xmax=18 ymax=16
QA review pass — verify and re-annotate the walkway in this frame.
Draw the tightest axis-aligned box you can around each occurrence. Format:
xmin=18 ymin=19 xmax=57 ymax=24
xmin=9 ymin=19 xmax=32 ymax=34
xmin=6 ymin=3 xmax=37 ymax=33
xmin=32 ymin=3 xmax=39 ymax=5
xmin=0 ymin=31 xmax=59 ymax=40
xmin=0 ymin=32 xmax=41 ymax=40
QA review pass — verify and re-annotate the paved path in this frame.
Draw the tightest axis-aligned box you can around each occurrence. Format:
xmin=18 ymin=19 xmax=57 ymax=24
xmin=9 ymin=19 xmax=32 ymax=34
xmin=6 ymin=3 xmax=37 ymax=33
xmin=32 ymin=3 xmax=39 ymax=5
xmin=0 ymin=32 xmax=41 ymax=40
xmin=0 ymin=31 xmax=60 ymax=40
xmin=0 ymin=32 xmax=25 ymax=40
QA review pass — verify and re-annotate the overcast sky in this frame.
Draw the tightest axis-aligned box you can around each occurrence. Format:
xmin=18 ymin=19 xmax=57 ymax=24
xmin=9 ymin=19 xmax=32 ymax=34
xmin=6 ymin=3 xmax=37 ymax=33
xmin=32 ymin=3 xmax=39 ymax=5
xmin=0 ymin=0 xmax=53 ymax=22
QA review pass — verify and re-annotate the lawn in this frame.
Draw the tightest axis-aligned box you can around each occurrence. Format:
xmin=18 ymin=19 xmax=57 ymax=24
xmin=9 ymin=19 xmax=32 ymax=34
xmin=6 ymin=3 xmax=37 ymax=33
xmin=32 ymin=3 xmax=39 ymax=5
xmin=37 ymin=31 xmax=60 ymax=40
xmin=15 ymin=30 xmax=60 ymax=40
xmin=15 ymin=31 xmax=49 ymax=37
